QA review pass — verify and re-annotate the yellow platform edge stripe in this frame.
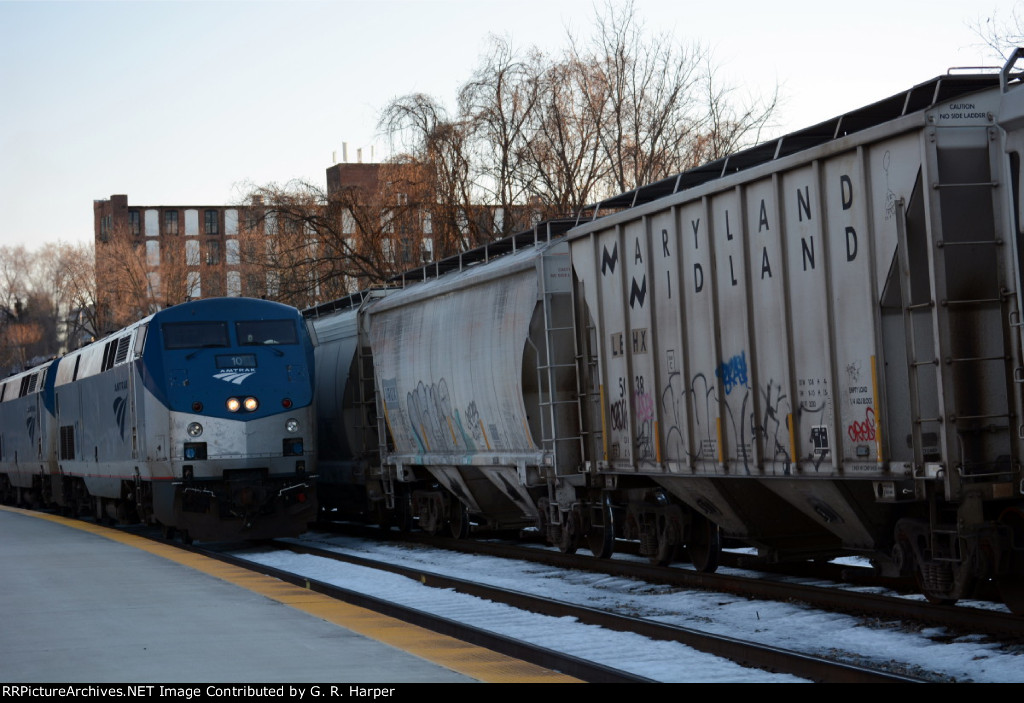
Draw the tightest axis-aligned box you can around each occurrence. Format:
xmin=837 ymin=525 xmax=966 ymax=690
xmin=2 ymin=506 xmax=581 ymax=683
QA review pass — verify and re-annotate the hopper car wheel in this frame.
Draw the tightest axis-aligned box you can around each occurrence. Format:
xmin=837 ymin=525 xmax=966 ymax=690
xmin=557 ymin=511 xmax=580 ymax=555
xmin=450 ymin=503 xmax=470 ymax=539
xmin=421 ymin=494 xmax=444 ymax=536
xmin=586 ymin=497 xmax=615 ymax=559
xmin=687 ymin=513 xmax=721 ymax=573
xmin=653 ymin=519 xmax=680 ymax=567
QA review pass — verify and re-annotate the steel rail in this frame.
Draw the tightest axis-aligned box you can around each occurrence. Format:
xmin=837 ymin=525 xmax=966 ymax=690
xmin=185 ymin=542 xmax=653 ymax=684
xmin=392 ymin=533 xmax=1024 ymax=637
xmin=263 ymin=539 xmax=925 ymax=683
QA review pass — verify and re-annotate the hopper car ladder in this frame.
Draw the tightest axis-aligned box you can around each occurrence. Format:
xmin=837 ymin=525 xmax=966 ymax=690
xmin=895 ymin=131 xmax=1019 ymax=567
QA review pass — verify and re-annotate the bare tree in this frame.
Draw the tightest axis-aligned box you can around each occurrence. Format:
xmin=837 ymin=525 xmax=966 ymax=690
xmin=95 ymin=224 xmax=194 ymax=333
xmin=26 ymin=241 xmax=98 ymax=352
xmin=378 ymin=0 xmax=778 ymax=238
xmin=236 ymin=178 xmax=424 ymax=307
xmin=379 ymin=94 xmax=489 ymax=253
xmin=972 ymin=4 xmax=1024 ymax=58
xmin=0 ymin=242 xmax=98 ymax=369
xmin=520 ymin=53 xmax=615 ymax=213
xmin=458 ymin=36 xmax=545 ymax=235
xmin=0 ymin=245 xmax=33 ymax=315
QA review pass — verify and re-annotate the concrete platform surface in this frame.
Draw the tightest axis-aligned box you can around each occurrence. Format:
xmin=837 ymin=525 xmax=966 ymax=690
xmin=0 ymin=508 xmax=571 ymax=683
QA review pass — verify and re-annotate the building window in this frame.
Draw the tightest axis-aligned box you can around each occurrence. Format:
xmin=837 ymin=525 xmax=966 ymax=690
xmin=227 ymin=271 xmax=241 ymax=297
xmin=422 ymin=210 xmax=432 ymax=234
xmin=245 ymin=209 xmax=260 ymax=232
xmin=147 ymin=271 xmax=161 ymax=298
xmin=342 ymin=209 xmax=355 ymax=234
xmin=145 ymin=209 xmax=158 ymax=237
xmin=164 ymin=210 xmax=179 ymax=236
xmin=99 ymin=215 xmax=111 ymax=241
xmin=146 ymin=240 xmax=160 ymax=267
xmin=226 ymin=239 xmax=239 ymax=265
xmin=206 ymin=240 xmax=220 ymax=265
xmin=204 ymin=209 xmax=219 ymax=235
xmin=225 ymin=209 xmax=238 ymax=236
xmin=185 ymin=209 xmax=199 ymax=236
xmin=128 ymin=211 xmax=140 ymax=236
xmin=187 ymin=271 xmax=201 ymax=299
xmin=186 ymin=239 xmax=200 ymax=267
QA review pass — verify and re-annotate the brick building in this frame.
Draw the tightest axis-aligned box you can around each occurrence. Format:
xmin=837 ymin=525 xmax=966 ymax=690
xmin=93 ymin=161 xmax=536 ymax=329
xmin=93 ymin=195 xmax=265 ymax=332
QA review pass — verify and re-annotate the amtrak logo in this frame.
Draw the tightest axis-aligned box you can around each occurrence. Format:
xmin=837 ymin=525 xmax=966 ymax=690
xmin=25 ymin=407 xmax=36 ymax=444
xmin=113 ymin=396 xmax=128 ymax=441
xmin=214 ymin=369 xmax=255 ymax=385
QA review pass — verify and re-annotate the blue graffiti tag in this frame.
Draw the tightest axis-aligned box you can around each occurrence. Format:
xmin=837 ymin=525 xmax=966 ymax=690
xmin=716 ymin=352 xmax=748 ymax=395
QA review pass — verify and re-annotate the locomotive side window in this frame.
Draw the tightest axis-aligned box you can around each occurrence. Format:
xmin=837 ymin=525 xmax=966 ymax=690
xmin=235 ymin=320 xmax=298 ymax=346
xmin=162 ymin=321 xmax=230 ymax=350
xmin=134 ymin=323 xmax=148 ymax=356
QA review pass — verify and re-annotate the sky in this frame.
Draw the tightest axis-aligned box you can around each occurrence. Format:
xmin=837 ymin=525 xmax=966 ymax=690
xmin=0 ymin=0 xmax=1019 ymax=250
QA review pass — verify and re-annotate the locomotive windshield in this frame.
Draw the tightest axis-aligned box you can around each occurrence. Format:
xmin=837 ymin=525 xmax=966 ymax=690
xmin=235 ymin=320 xmax=299 ymax=346
xmin=162 ymin=321 xmax=230 ymax=350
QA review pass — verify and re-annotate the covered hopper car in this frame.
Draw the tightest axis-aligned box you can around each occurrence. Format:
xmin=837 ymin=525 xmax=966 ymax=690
xmin=311 ymin=52 xmax=1024 ymax=612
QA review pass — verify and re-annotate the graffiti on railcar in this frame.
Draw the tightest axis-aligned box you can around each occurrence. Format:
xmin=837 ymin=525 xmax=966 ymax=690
xmin=716 ymin=352 xmax=748 ymax=395
xmin=759 ymin=378 xmax=793 ymax=467
xmin=634 ymin=376 xmax=655 ymax=461
xmin=406 ymin=378 xmax=479 ymax=454
xmin=658 ymin=370 xmax=720 ymax=464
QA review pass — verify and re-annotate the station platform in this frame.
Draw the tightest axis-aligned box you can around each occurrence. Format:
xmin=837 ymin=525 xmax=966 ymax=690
xmin=0 ymin=507 xmax=577 ymax=684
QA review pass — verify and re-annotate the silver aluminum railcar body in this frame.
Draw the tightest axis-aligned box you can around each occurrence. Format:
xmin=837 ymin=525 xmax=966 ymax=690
xmin=53 ymin=298 xmax=316 ymax=541
xmin=0 ymin=360 xmax=58 ymax=506
xmin=568 ymin=69 xmax=1024 ymax=602
xmin=366 ymin=235 xmax=581 ymax=535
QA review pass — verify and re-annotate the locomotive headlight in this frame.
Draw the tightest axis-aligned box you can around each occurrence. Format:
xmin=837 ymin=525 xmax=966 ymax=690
xmin=285 ymin=418 xmax=300 ymax=433
xmin=226 ymin=397 xmax=241 ymax=413
xmin=244 ymin=396 xmax=259 ymax=412
xmin=187 ymin=422 xmax=204 ymax=437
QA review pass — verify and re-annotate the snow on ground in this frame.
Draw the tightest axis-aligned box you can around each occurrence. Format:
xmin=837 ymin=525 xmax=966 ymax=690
xmin=234 ymin=533 xmax=1024 ymax=683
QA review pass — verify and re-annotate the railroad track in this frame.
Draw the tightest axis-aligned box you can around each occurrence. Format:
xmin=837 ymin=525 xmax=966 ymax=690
xmin=192 ymin=536 xmax=927 ymax=683
xmin=338 ymin=527 xmax=1024 ymax=638
xmin=187 ymin=539 xmax=652 ymax=683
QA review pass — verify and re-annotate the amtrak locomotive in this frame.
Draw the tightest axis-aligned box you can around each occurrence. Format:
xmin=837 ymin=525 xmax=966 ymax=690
xmin=0 ymin=297 xmax=316 ymax=541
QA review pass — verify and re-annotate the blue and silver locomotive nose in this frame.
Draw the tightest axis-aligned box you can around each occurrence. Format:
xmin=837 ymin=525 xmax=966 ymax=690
xmin=146 ymin=298 xmax=317 ymax=540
